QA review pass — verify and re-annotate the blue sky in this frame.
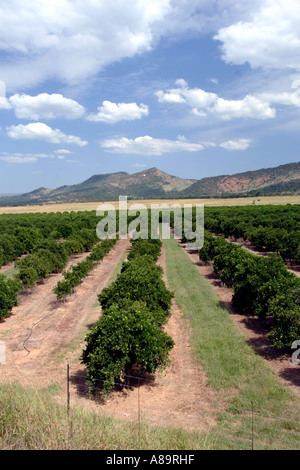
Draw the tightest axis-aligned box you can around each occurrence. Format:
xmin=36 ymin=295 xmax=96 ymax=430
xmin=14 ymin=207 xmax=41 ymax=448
xmin=0 ymin=0 xmax=299 ymax=194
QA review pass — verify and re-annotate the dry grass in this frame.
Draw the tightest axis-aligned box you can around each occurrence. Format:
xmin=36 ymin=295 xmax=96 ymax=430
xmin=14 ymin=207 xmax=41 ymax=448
xmin=0 ymin=383 xmax=211 ymax=450
xmin=0 ymin=195 xmax=299 ymax=214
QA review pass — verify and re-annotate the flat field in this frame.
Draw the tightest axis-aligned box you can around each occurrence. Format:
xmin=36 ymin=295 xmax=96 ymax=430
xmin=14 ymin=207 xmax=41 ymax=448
xmin=0 ymin=195 xmax=299 ymax=214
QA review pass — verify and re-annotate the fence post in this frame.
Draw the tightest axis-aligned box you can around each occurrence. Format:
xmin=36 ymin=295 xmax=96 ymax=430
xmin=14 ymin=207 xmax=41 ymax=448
xmin=67 ymin=364 xmax=70 ymax=417
xmin=138 ymin=377 xmax=141 ymax=448
xmin=251 ymin=401 xmax=254 ymax=450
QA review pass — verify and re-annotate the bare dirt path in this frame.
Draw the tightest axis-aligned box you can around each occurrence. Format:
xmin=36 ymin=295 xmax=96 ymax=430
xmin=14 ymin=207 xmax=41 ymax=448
xmin=0 ymin=237 xmax=223 ymax=435
xmin=0 ymin=239 xmax=131 ymax=390
xmin=69 ymin=245 xmax=223 ymax=434
xmin=182 ymin=244 xmax=300 ymax=399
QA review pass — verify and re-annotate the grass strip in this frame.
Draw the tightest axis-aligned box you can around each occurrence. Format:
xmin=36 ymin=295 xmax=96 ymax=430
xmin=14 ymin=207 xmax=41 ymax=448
xmin=163 ymin=237 xmax=300 ymax=449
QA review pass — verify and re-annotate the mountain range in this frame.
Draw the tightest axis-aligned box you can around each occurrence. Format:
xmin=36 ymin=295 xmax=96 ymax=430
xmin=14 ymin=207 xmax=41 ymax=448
xmin=0 ymin=161 xmax=299 ymax=206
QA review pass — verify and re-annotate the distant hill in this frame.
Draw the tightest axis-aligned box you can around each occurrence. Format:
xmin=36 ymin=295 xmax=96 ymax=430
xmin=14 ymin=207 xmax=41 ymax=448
xmin=0 ymin=162 xmax=299 ymax=206
xmin=0 ymin=168 xmax=196 ymax=206
xmin=181 ymin=162 xmax=300 ymax=198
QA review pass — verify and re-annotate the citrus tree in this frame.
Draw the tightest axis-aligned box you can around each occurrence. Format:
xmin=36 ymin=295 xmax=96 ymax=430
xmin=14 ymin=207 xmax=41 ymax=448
xmin=82 ymin=300 xmax=174 ymax=391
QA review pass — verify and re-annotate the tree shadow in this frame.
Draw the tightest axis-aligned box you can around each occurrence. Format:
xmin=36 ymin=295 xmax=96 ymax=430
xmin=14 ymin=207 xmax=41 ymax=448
xmin=236 ymin=314 xmax=293 ymax=363
xmin=48 ymin=296 xmax=76 ymax=309
xmin=70 ymin=365 xmax=157 ymax=405
xmin=279 ymin=367 xmax=300 ymax=388
xmin=216 ymin=299 xmax=292 ymax=364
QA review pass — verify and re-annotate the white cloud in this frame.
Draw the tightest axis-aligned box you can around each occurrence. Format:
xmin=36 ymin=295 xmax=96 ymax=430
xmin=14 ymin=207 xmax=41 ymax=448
xmin=101 ymin=135 xmax=205 ymax=155
xmin=6 ymin=123 xmax=87 ymax=146
xmin=0 ymin=0 xmax=171 ymax=89
xmin=101 ymin=134 xmax=253 ymax=154
xmin=0 ymin=150 xmax=78 ymax=164
xmin=156 ymin=90 xmax=186 ymax=104
xmin=215 ymin=0 xmax=300 ymax=71
xmin=214 ymin=95 xmax=276 ymax=120
xmin=8 ymin=93 xmax=85 ymax=120
xmin=0 ymin=156 xmax=37 ymax=164
xmin=0 ymin=96 xmax=11 ymax=110
xmin=87 ymin=101 xmax=149 ymax=123
xmin=219 ymin=139 xmax=252 ymax=151
xmin=1 ymin=1 xmax=291 ymax=91
xmin=0 ymin=152 xmax=55 ymax=164
xmin=255 ymin=91 xmax=300 ymax=107
xmin=54 ymin=149 xmax=72 ymax=154
xmin=156 ymin=80 xmax=277 ymax=120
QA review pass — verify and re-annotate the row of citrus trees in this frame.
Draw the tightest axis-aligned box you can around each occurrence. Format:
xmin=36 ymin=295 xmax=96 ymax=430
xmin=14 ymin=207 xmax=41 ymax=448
xmin=0 ymin=234 xmax=92 ymax=320
xmin=53 ymin=238 xmax=118 ymax=300
xmin=199 ymin=231 xmax=300 ymax=348
xmin=0 ymin=211 xmax=105 ymax=320
xmin=0 ymin=211 xmax=101 ymax=268
xmin=81 ymin=237 xmax=175 ymax=392
xmin=203 ymin=205 xmax=300 ymax=265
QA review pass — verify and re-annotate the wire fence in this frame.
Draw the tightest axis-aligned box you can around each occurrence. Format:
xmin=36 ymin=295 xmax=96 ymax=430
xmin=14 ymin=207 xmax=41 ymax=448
xmin=65 ymin=364 xmax=300 ymax=450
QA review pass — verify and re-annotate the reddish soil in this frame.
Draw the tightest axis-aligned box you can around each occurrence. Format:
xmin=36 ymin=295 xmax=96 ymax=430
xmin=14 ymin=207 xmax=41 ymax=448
xmin=0 ymin=240 xmax=131 ymax=388
xmin=0 ymin=239 xmax=223 ymax=434
xmin=72 ymin=245 xmax=222 ymax=433
xmin=182 ymin=244 xmax=300 ymax=399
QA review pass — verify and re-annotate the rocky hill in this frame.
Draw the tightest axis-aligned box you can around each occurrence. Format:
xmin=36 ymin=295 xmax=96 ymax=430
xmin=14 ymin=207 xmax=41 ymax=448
xmin=181 ymin=162 xmax=300 ymax=198
xmin=0 ymin=162 xmax=299 ymax=206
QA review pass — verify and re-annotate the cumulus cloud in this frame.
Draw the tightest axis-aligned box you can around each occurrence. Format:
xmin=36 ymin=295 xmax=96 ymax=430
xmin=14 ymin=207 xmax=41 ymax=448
xmin=156 ymin=80 xmax=277 ymax=120
xmin=87 ymin=101 xmax=149 ymax=123
xmin=0 ymin=0 xmax=171 ymax=89
xmin=156 ymin=78 xmax=300 ymax=122
xmin=8 ymin=93 xmax=85 ymax=120
xmin=219 ymin=139 xmax=252 ymax=151
xmin=101 ymin=135 xmax=253 ymax=154
xmin=256 ymin=90 xmax=300 ymax=107
xmin=6 ymin=123 xmax=87 ymax=146
xmin=0 ymin=1 xmax=295 ymax=91
xmin=214 ymin=0 xmax=300 ymax=71
xmin=100 ymin=135 xmax=205 ymax=155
